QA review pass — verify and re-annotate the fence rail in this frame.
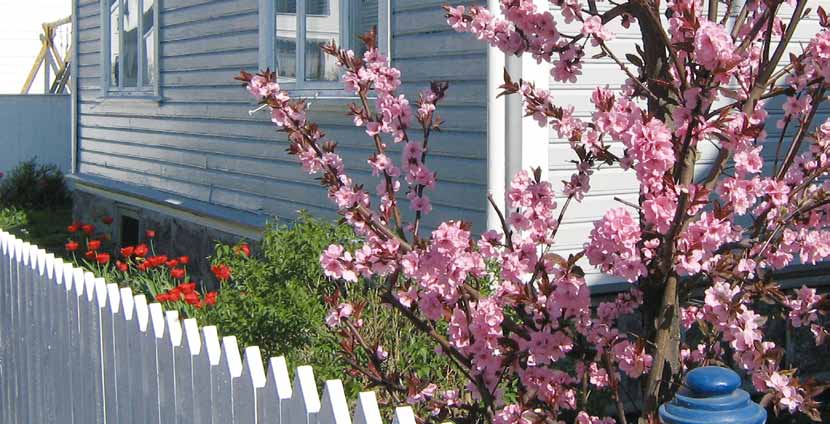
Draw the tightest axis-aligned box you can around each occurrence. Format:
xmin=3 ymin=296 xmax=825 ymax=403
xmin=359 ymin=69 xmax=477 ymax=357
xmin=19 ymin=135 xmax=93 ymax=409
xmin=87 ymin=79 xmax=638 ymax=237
xmin=0 ymin=230 xmax=419 ymax=424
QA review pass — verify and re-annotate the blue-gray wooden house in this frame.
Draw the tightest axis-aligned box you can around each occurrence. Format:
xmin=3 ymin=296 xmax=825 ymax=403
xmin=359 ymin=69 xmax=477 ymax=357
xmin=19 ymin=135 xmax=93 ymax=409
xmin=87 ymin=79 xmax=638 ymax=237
xmin=68 ymin=0 xmax=826 ymax=285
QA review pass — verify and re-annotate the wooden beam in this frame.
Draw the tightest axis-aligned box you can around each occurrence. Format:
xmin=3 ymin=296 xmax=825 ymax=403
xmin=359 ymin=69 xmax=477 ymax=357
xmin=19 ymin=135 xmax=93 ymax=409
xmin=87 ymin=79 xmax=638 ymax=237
xmin=20 ymin=44 xmax=49 ymax=94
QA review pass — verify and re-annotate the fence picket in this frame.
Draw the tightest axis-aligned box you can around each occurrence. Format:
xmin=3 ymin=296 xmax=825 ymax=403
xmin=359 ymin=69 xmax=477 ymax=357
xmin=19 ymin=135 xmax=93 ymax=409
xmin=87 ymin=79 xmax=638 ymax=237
xmin=134 ymin=294 xmax=159 ymax=424
xmin=160 ymin=310 xmax=182 ymax=424
xmin=32 ymin=249 xmax=46 ymax=424
xmin=91 ymin=277 xmax=108 ymax=424
xmin=318 ymin=379 xmax=351 ymax=424
xmin=210 ymin=334 xmax=234 ymax=424
xmin=223 ymin=336 xmax=244 ymax=423
xmin=115 ymin=287 xmax=135 ymax=424
xmin=149 ymin=301 xmax=168 ymax=423
xmin=288 ymin=365 xmax=322 ymax=424
xmin=0 ymin=236 xmax=422 ymax=424
xmin=103 ymin=283 xmax=121 ymax=424
xmin=353 ymin=392 xmax=384 ymax=424
xmin=234 ymin=345 xmax=267 ymax=424
xmin=0 ymin=233 xmax=12 ymax=424
xmin=262 ymin=356 xmax=293 ymax=424
xmin=190 ymin=323 xmax=213 ymax=424
xmin=392 ymin=407 xmax=417 ymax=424
xmin=9 ymin=239 xmax=22 ymax=424
xmin=19 ymin=242 xmax=32 ymax=424
xmin=0 ymin=232 xmax=9 ymax=424
xmin=178 ymin=318 xmax=202 ymax=424
xmin=42 ymin=252 xmax=57 ymax=424
xmin=55 ymin=260 xmax=74 ymax=424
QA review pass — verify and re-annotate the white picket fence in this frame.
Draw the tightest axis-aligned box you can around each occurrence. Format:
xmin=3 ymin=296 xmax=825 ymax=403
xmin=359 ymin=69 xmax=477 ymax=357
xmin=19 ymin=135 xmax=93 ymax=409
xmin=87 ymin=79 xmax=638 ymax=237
xmin=0 ymin=230 xmax=421 ymax=424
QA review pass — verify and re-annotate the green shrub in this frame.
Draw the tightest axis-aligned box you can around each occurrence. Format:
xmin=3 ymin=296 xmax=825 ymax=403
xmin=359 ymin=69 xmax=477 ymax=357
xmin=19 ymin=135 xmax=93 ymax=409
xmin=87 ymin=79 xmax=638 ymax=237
xmin=0 ymin=158 xmax=70 ymax=210
xmin=196 ymin=213 xmax=462 ymax=407
xmin=0 ymin=208 xmax=28 ymax=230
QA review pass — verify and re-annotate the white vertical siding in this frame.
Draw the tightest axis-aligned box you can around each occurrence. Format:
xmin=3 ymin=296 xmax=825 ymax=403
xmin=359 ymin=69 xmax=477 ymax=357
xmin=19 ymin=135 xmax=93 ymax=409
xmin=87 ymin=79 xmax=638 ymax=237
xmin=547 ymin=1 xmax=829 ymax=285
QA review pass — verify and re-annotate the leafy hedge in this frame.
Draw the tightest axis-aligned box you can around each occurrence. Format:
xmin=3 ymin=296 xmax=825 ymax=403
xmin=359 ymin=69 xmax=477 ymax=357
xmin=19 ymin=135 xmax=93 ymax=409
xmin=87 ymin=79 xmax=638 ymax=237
xmin=196 ymin=213 xmax=462 ymax=403
xmin=0 ymin=158 xmax=70 ymax=210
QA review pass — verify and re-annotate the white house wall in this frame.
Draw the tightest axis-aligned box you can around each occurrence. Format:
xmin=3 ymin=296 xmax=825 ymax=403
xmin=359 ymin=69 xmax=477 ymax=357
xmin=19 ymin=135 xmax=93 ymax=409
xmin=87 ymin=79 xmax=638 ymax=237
xmin=74 ymin=0 xmax=488 ymax=233
xmin=547 ymin=1 xmax=828 ymax=285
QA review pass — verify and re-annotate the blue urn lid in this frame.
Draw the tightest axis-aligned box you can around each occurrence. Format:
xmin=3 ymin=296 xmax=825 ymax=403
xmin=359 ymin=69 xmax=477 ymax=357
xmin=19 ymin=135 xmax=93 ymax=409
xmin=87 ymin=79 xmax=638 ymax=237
xmin=658 ymin=366 xmax=767 ymax=424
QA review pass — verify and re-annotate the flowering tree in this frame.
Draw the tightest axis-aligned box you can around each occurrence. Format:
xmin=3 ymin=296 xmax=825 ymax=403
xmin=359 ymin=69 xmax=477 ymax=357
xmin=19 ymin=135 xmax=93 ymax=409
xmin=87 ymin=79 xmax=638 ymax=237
xmin=237 ymin=0 xmax=830 ymax=421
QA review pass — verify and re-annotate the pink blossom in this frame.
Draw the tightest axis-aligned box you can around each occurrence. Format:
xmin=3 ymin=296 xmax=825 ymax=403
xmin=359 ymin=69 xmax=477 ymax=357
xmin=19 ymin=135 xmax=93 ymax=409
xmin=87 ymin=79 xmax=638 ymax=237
xmin=320 ymin=244 xmax=358 ymax=282
xmin=325 ymin=302 xmax=354 ymax=328
xmin=612 ymin=340 xmax=652 ymax=378
xmin=585 ymin=208 xmax=645 ymax=282
xmin=765 ymin=372 xmax=805 ymax=413
xmin=786 ymin=286 xmax=820 ymax=328
xmin=694 ymin=21 xmax=741 ymax=74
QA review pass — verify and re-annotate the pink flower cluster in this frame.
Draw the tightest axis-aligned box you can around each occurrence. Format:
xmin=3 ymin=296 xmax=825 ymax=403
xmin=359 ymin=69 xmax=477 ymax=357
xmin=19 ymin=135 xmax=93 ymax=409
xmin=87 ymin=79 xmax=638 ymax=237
xmin=585 ymin=208 xmax=645 ymax=282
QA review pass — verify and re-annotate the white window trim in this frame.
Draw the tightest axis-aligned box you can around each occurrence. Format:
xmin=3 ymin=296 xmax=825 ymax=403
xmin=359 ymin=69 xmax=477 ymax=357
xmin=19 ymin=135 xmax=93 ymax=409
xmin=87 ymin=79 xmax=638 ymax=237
xmin=258 ymin=0 xmax=390 ymax=96
xmin=99 ymin=0 xmax=161 ymax=99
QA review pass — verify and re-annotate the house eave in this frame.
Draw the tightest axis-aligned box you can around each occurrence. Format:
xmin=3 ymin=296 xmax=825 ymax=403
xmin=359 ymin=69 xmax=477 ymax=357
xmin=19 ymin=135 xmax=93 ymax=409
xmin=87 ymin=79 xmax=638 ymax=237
xmin=68 ymin=174 xmax=267 ymax=240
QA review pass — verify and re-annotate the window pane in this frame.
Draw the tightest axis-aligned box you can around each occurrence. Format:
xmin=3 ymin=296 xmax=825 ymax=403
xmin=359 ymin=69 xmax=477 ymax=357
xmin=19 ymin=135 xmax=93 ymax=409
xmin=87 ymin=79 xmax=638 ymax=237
xmin=122 ymin=0 xmax=139 ymax=87
xmin=277 ymin=0 xmax=328 ymax=15
xmin=142 ymin=0 xmax=155 ymax=86
xmin=351 ymin=0 xmax=378 ymax=58
xmin=109 ymin=0 xmax=120 ymax=86
xmin=307 ymin=0 xmax=329 ymax=15
xmin=275 ymin=5 xmax=297 ymax=82
xmin=275 ymin=38 xmax=297 ymax=81
xmin=305 ymin=1 xmax=340 ymax=81
xmin=276 ymin=0 xmax=295 ymax=13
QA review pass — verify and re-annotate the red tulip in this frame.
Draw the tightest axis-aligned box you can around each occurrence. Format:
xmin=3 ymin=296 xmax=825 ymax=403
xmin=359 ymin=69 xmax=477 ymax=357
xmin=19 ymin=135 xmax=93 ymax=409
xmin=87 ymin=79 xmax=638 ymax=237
xmin=184 ymin=292 xmax=200 ymax=306
xmin=96 ymin=253 xmax=110 ymax=264
xmin=168 ymin=287 xmax=182 ymax=301
xmin=67 ymin=224 xmax=79 ymax=233
xmin=179 ymin=282 xmax=196 ymax=294
xmin=116 ymin=261 xmax=128 ymax=272
xmin=235 ymin=243 xmax=252 ymax=257
xmin=102 ymin=216 xmax=114 ymax=225
xmin=170 ymin=268 xmax=186 ymax=280
xmin=178 ymin=256 xmax=190 ymax=265
xmin=81 ymin=224 xmax=95 ymax=235
xmin=204 ymin=292 xmax=218 ymax=305
xmin=134 ymin=244 xmax=149 ymax=257
xmin=65 ymin=240 xmax=79 ymax=251
xmin=87 ymin=240 xmax=102 ymax=251
xmin=120 ymin=246 xmax=134 ymax=257
xmin=84 ymin=250 xmax=96 ymax=260
xmin=146 ymin=229 xmax=156 ymax=239
xmin=147 ymin=255 xmax=168 ymax=268
xmin=165 ymin=259 xmax=179 ymax=268
xmin=211 ymin=264 xmax=231 ymax=282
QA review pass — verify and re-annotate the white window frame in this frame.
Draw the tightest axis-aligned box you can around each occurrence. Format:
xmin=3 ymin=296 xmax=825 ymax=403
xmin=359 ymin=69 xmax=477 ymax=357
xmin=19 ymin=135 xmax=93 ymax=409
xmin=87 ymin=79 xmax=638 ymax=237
xmin=100 ymin=0 xmax=161 ymax=99
xmin=258 ymin=0 xmax=390 ymax=95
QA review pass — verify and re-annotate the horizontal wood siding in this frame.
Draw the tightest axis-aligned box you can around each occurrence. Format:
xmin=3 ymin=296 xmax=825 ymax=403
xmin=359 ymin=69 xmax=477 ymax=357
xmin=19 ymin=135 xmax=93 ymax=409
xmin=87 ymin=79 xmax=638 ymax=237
xmin=547 ymin=1 xmax=828 ymax=284
xmin=75 ymin=0 xmax=488 ymax=233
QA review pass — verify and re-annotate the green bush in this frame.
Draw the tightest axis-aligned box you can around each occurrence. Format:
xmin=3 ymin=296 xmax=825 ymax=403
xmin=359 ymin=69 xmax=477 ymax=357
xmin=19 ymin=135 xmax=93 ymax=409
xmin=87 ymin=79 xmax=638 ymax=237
xmin=0 ymin=208 xmax=28 ymax=230
xmin=196 ymin=213 xmax=462 ymax=407
xmin=196 ymin=213 xmax=356 ymax=360
xmin=0 ymin=158 xmax=70 ymax=210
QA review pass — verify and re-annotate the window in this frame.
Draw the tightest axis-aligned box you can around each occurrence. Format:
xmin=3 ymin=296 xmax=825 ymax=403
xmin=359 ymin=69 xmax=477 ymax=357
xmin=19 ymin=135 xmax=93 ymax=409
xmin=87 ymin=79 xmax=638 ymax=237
xmin=259 ymin=0 xmax=389 ymax=92
xmin=102 ymin=0 xmax=160 ymax=96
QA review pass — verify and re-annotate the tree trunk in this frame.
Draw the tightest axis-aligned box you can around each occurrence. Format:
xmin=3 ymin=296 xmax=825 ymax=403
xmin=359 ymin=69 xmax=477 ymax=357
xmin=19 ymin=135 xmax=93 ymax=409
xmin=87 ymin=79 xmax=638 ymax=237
xmin=640 ymin=275 xmax=681 ymax=422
